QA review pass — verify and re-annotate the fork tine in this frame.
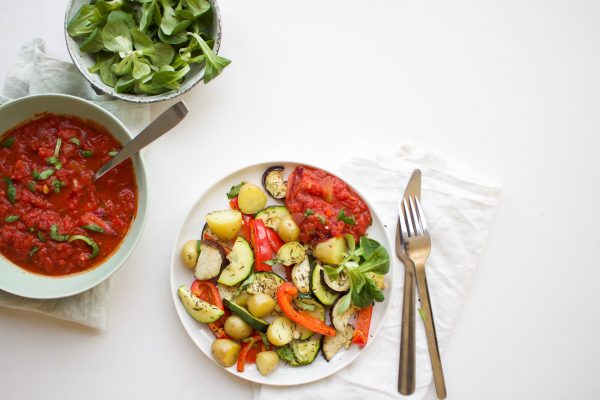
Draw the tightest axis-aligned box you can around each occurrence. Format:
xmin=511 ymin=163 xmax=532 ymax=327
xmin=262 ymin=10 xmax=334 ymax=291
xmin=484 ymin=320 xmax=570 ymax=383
xmin=398 ymin=199 xmax=409 ymax=241
xmin=413 ymin=196 xmax=429 ymax=235
xmin=408 ymin=196 xmax=423 ymax=236
xmin=403 ymin=198 xmax=416 ymax=237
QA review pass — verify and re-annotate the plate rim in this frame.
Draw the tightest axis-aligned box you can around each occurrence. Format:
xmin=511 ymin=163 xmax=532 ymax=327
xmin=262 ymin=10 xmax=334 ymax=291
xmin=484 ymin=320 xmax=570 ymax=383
xmin=169 ymin=160 xmax=394 ymax=386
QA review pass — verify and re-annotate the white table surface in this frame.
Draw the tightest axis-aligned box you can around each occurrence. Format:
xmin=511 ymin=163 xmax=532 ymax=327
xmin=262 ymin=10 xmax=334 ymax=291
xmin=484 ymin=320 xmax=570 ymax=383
xmin=1 ymin=1 xmax=599 ymax=399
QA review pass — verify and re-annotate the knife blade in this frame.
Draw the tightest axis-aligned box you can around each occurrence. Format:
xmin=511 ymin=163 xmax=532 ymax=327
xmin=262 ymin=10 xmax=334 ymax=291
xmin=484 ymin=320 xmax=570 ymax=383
xmin=396 ymin=169 xmax=421 ymax=395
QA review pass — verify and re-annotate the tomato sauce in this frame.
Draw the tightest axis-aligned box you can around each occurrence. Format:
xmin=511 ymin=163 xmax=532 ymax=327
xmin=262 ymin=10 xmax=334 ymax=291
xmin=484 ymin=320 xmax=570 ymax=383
xmin=285 ymin=165 xmax=371 ymax=244
xmin=0 ymin=113 xmax=137 ymax=276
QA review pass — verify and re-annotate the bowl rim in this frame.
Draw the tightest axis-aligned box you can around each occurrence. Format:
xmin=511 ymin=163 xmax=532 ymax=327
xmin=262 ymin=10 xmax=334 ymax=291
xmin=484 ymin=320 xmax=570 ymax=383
xmin=63 ymin=0 xmax=223 ymax=104
xmin=0 ymin=93 xmax=149 ymax=299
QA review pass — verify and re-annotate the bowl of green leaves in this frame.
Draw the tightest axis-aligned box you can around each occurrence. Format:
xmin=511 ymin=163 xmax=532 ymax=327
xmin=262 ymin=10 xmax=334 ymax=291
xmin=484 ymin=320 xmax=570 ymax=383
xmin=65 ymin=0 xmax=230 ymax=103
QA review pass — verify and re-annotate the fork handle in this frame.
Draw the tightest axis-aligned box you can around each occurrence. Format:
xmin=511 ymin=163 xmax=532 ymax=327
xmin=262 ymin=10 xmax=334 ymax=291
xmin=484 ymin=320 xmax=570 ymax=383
xmin=398 ymin=265 xmax=416 ymax=395
xmin=414 ymin=261 xmax=447 ymax=399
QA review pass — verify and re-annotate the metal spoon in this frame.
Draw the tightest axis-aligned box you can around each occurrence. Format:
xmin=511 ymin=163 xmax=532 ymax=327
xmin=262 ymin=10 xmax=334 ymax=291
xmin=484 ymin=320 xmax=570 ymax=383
xmin=94 ymin=101 xmax=189 ymax=181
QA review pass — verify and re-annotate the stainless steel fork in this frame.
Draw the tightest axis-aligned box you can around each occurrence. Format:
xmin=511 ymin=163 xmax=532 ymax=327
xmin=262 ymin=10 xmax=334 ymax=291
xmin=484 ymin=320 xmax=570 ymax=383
xmin=399 ymin=195 xmax=447 ymax=399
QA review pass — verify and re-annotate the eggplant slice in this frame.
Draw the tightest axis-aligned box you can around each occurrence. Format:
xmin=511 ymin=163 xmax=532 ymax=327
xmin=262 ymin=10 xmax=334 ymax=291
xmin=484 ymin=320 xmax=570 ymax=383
xmin=194 ymin=240 xmax=228 ymax=280
xmin=322 ymin=325 xmax=354 ymax=361
xmin=330 ymin=296 xmax=360 ymax=332
xmin=262 ymin=166 xmax=287 ymax=199
xmin=323 ymin=269 xmax=351 ymax=292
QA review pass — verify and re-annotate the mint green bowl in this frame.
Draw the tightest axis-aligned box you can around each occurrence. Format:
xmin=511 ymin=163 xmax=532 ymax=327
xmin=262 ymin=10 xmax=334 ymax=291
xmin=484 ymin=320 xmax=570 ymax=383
xmin=0 ymin=94 xmax=148 ymax=299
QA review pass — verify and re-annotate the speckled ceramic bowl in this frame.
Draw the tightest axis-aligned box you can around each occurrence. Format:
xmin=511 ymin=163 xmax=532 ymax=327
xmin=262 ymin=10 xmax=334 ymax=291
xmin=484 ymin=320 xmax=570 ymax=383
xmin=0 ymin=94 xmax=148 ymax=299
xmin=64 ymin=0 xmax=222 ymax=104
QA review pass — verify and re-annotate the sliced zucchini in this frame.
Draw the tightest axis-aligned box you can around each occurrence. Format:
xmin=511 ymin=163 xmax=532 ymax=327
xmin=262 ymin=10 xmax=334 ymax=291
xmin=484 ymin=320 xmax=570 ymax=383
xmin=294 ymin=297 xmax=326 ymax=319
xmin=255 ymin=206 xmax=290 ymax=231
xmin=178 ymin=286 xmax=224 ymax=323
xmin=330 ymin=297 xmax=360 ymax=332
xmin=217 ymin=282 xmax=240 ymax=302
xmin=292 ymin=335 xmax=322 ymax=365
xmin=323 ymin=269 xmax=351 ymax=292
xmin=223 ymin=299 xmax=269 ymax=332
xmin=218 ymin=237 xmax=254 ymax=286
xmin=276 ymin=346 xmax=300 ymax=366
xmin=291 ymin=258 xmax=311 ymax=294
xmin=246 ymin=272 xmax=285 ymax=298
xmin=262 ymin=166 xmax=287 ymax=199
xmin=277 ymin=241 xmax=306 ymax=266
xmin=194 ymin=240 xmax=227 ymax=281
xmin=322 ymin=325 xmax=354 ymax=361
xmin=292 ymin=298 xmax=325 ymax=340
xmin=311 ymin=264 xmax=339 ymax=305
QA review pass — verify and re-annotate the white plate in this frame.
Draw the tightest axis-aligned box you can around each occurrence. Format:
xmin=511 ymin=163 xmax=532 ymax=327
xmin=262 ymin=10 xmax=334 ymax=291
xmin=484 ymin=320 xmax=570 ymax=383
xmin=169 ymin=162 xmax=394 ymax=386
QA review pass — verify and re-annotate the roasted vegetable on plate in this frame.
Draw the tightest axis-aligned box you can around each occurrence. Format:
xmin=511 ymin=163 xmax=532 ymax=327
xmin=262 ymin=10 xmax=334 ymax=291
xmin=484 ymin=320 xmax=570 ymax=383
xmin=175 ymin=164 xmax=390 ymax=378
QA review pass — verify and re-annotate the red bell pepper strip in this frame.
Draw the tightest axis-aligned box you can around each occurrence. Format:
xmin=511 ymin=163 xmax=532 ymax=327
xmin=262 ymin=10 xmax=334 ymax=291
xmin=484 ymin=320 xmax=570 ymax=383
xmin=265 ymin=227 xmax=283 ymax=252
xmin=246 ymin=342 xmax=261 ymax=363
xmin=276 ymin=282 xmax=337 ymax=337
xmin=250 ymin=219 xmax=273 ymax=272
xmin=240 ymin=214 xmax=253 ymax=243
xmin=351 ymin=304 xmax=373 ymax=346
xmin=229 ymin=197 xmax=239 ymax=210
xmin=237 ymin=333 xmax=262 ymax=372
xmin=191 ymin=280 xmax=224 ymax=310
xmin=191 ymin=280 xmax=230 ymax=339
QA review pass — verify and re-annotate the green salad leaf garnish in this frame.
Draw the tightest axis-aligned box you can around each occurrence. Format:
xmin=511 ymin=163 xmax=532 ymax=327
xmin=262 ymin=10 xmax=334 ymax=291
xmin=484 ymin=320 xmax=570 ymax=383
xmin=68 ymin=0 xmax=230 ymax=95
xmin=323 ymin=236 xmax=390 ymax=315
xmin=226 ymin=181 xmax=245 ymax=199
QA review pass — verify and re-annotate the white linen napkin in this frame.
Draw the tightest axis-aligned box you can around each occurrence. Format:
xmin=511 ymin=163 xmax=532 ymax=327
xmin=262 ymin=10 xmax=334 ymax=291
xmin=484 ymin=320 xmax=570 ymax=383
xmin=0 ymin=38 xmax=151 ymax=330
xmin=253 ymin=145 xmax=501 ymax=400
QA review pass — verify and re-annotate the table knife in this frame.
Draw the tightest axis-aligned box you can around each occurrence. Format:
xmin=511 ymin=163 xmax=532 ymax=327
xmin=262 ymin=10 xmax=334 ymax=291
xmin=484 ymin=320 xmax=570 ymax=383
xmin=396 ymin=169 xmax=421 ymax=395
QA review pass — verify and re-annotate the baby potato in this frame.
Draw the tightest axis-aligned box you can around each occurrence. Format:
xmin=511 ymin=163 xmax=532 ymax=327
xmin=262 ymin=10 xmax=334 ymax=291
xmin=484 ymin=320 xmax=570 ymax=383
xmin=256 ymin=351 xmax=279 ymax=376
xmin=234 ymin=291 xmax=251 ymax=307
xmin=277 ymin=215 xmax=300 ymax=242
xmin=205 ymin=210 xmax=242 ymax=241
xmin=247 ymin=293 xmax=276 ymax=318
xmin=313 ymin=236 xmax=348 ymax=265
xmin=237 ymin=183 xmax=267 ymax=214
xmin=211 ymin=339 xmax=241 ymax=367
xmin=224 ymin=315 xmax=253 ymax=340
xmin=266 ymin=316 xmax=294 ymax=346
xmin=180 ymin=240 xmax=199 ymax=269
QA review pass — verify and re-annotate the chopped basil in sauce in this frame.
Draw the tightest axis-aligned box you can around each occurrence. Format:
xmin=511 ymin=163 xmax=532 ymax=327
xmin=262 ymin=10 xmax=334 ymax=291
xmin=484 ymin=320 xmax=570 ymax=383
xmin=4 ymin=178 xmax=15 ymax=204
xmin=1 ymin=136 xmax=15 ymax=148
xmin=50 ymin=224 xmax=69 ymax=242
xmin=337 ymin=209 xmax=356 ymax=226
xmin=82 ymin=224 xmax=104 ymax=233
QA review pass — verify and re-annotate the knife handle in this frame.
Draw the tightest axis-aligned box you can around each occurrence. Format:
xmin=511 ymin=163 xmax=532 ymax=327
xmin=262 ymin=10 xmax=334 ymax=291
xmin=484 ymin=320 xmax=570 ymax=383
xmin=414 ymin=261 xmax=447 ymax=399
xmin=398 ymin=266 xmax=416 ymax=395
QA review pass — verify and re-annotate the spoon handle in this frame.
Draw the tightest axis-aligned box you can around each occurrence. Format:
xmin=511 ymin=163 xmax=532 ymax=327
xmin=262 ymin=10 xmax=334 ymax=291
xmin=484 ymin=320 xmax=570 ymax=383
xmin=94 ymin=101 xmax=189 ymax=181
